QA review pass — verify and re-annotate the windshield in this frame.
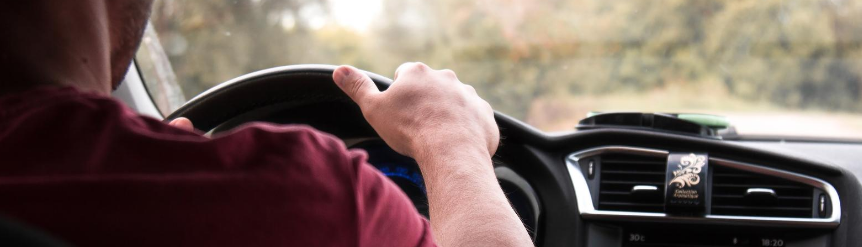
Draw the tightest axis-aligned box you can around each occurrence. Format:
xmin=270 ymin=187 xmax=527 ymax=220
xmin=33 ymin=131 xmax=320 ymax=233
xmin=137 ymin=0 xmax=862 ymax=139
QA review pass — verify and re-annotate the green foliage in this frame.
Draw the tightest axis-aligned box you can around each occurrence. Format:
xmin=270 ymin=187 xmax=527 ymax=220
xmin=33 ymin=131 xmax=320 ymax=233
xmin=148 ymin=0 xmax=862 ymax=130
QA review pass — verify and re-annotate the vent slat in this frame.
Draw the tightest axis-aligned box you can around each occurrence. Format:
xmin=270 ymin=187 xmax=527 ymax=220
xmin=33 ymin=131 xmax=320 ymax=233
xmin=597 ymin=153 xmax=667 ymax=213
xmin=713 ymin=173 xmax=756 ymax=178
xmin=601 ymin=170 xmax=665 ymax=175
xmin=599 ymin=191 xmax=630 ymax=195
xmin=711 ymin=165 xmax=814 ymax=218
xmin=599 ymin=202 xmax=664 ymax=207
xmin=711 ymin=205 xmax=810 ymax=211
xmin=601 ymin=180 xmax=664 ymax=185
xmin=602 ymin=159 xmax=665 ymax=165
xmin=712 ymin=194 xmax=812 ymax=200
xmin=712 ymin=184 xmax=807 ymax=189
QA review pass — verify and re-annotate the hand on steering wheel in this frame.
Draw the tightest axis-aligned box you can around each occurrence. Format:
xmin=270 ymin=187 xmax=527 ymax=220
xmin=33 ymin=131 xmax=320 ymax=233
xmin=332 ymin=63 xmax=499 ymax=160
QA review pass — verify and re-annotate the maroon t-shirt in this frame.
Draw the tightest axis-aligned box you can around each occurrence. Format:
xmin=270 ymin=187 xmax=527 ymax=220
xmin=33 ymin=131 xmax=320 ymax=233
xmin=0 ymin=87 xmax=436 ymax=246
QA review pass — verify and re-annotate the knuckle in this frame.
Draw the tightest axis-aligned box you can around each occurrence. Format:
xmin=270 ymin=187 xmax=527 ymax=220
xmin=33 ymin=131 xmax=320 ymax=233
xmin=397 ymin=62 xmax=432 ymax=78
xmin=347 ymin=77 xmax=366 ymax=97
xmin=413 ymin=62 xmax=430 ymax=70
xmin=440 ymin=69 xmax=457 ymax=79
xmin=395 ymin=62 xmax=415 ymax=78
xmin=409 ymin=63 xmax=431 ymax=75
xmin=397 ymin=62 xmax=415 ymax=70
xmin=483 ymin=100 xmax=494 ymax=111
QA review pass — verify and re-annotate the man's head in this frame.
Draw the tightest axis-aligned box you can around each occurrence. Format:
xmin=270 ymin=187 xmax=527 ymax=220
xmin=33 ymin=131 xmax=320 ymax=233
xmin=107 ymin=0 xmax=155 ymax=90
xmin=0 ymin=0 xmax=154 ymax=95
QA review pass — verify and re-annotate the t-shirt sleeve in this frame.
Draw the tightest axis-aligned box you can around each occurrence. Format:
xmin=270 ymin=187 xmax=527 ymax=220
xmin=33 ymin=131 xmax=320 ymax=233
xmin=232 ymin=123 xmax=436 ymax=246
xmin=175 ymin=122 xmax=437 ymax=246
xmin=348 ymin=148 xmax=438 ymax=247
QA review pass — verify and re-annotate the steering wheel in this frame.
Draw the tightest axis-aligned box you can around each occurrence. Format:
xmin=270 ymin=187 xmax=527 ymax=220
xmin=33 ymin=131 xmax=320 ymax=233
xmin=165 ymin=64 xmax=393 ymax=135
xmin=165 ymin=64 xmax=543 ymax=243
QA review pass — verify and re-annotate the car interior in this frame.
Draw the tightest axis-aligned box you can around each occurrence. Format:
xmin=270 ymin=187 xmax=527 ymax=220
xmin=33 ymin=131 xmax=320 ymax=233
xmin=112 ymin=64 xmax=861 ymax=247
xmin=6 ymin=1 xmax=862 ymax=247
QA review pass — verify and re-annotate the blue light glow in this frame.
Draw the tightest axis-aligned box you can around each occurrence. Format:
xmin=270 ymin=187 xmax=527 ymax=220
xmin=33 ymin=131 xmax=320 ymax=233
xmin=378 ymin=163 xmax=426 ymax=194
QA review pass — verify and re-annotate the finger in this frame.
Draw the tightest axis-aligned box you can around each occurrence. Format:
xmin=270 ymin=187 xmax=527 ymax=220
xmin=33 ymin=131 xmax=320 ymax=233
xmin=483 ymin=99 xmax=495 ymax=114
xmin=168 ymin=117 xmax=195 ymax=131
xmin=393 ymin=62 xmax=416 ymax=81
xmin=440 ymin=69 xmax=458 ymax=80
xmin=394 ymin=62 xmax=430 ymax=81
xmin=333 ymin=65 xmax=380 ymax=104
xmin=464 ymin=84 xmax=477 ymax=94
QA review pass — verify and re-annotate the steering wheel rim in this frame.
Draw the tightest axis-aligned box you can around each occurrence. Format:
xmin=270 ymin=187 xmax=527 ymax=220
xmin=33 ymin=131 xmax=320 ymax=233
xmin=165 ymin=64 xmax=393 ymax=132
xmin=163 ymin=64 xmax=545 ymax=243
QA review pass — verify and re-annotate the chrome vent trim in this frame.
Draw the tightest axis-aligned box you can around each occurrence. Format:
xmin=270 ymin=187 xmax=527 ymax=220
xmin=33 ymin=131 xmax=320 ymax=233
xmin=565 ymin=146 xmax=841 ymax=228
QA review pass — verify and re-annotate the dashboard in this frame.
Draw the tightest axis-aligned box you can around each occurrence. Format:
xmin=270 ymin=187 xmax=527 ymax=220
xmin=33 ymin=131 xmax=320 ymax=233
xmin=332 ymin=114 xmax=862 ymax=247
xmin=204 ymin=101 xmax=862 ymax=247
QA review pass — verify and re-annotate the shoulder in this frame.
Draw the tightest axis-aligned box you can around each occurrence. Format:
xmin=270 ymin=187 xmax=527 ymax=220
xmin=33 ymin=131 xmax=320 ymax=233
xmin=215 ymin=123 xmax=351 ymax=156
xmin=0 ymin=86 xmax=364 ymax=177
xmin=210 ymin=122 xmax=364 ymax=168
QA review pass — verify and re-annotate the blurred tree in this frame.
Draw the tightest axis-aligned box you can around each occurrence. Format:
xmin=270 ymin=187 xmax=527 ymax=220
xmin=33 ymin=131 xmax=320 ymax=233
xmin=146 ymin=0 xmax=862 ymax=129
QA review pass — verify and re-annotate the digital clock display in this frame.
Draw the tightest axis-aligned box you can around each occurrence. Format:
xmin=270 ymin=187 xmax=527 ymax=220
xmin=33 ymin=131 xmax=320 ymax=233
xmin=623 ymin=228 xmax=789 ymax=247
xmin=761 ymin=238 xmax=785 ymax=247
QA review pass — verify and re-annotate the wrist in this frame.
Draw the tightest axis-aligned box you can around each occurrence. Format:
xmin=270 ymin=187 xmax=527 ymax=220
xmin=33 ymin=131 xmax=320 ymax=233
xmin=413 ymin=138 xmax=489 ymax=164
xmin=413 ymin=144 xmax=494 ymax=185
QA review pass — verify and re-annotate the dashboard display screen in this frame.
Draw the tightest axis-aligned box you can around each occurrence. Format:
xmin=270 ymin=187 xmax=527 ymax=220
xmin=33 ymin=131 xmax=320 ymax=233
xmin=353 ymin=140 xmax=429 ymax=217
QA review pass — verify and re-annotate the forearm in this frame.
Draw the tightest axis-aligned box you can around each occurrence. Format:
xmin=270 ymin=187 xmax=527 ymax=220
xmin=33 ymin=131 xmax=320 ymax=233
xmin=330 ymin=64 xmax=524 ymax=245
xmin=416 ymin=146 xmax=533 ymax=247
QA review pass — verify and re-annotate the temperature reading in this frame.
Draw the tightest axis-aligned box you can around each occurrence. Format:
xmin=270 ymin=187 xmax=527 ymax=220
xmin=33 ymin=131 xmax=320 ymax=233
xmin=629 ymin=233 xmax=646 ymax=242
xmin=761 ymin=238 xmax=784 ymax=247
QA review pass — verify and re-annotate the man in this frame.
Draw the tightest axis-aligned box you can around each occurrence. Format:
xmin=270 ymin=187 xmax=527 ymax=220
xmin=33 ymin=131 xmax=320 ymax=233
xmin=0 ymin=1 xmax=532 ymax=247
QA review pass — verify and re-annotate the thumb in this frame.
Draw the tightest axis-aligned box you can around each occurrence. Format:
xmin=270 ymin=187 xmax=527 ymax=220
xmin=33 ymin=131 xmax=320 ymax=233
xmin=168 ymin=117 xmax=195 ymax=132
xmin=333 ymin=65 xmax=380 ymax=104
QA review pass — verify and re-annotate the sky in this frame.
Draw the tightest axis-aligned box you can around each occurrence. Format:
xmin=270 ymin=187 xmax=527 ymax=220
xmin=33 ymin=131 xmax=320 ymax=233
xmin=329 ymin=0 xmax=383 ymax=31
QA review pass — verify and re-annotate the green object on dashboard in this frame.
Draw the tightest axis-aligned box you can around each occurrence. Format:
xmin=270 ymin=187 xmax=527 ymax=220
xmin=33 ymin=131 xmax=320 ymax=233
xmin=585 ymin=112 xmax=729 ymax=129
xmin=677 ymin=114 xmax=729 ymax=129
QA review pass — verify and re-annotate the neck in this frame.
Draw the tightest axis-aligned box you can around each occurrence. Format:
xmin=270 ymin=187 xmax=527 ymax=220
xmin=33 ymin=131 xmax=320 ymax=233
xmin=0 ymin=1 xmax=112 ymax=96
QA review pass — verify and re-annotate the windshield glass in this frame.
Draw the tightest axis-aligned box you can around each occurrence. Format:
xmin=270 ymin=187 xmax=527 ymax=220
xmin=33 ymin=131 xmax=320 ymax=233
xmin=138 ymin=0 xmax=862 ymax=139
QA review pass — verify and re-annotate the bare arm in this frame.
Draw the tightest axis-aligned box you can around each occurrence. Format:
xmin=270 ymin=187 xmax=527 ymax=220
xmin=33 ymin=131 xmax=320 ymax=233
xmin=416 ymin=145 xmax=531 ymax=246
xmin=332 ymin=63 xmax=532 ymax=247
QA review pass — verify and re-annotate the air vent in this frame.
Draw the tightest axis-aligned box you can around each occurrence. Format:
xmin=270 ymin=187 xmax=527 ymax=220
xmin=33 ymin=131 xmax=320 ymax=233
xmin=597 ymin=153 xmax=667 ymax=212
xmin=711 ymin=165 xmax=814 ymax=218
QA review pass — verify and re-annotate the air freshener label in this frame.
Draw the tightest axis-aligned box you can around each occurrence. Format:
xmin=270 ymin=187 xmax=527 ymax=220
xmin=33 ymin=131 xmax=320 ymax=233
xmin=665 ymin=153 xmax=708 ymax=215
